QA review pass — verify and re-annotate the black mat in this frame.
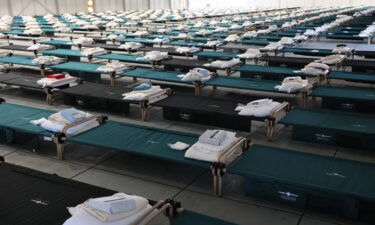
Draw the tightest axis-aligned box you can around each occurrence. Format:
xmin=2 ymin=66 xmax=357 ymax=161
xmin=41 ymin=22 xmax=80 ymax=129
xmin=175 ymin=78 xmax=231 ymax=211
xmin=0 ymin=45 xmax=30 ymax=51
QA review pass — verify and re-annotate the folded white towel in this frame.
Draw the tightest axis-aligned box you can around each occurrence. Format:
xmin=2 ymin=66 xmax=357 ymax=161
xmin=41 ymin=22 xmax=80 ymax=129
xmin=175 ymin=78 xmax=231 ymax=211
xmin=168 ymin=142 xmax=190 ymax=151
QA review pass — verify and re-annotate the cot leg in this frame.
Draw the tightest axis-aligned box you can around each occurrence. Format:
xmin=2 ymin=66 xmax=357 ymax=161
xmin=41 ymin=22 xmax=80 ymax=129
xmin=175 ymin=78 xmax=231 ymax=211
xmin=56 ymin=143 xmax=64 ymax=160
xmin=110 ymin=73 xmax=115 ymax=87
xmin=211 ymin=166 xmax=218 ymax=196
xmin=226 ymin=68 xmax=230 ymax=76
xmin=194 ymin=82 xmax=202 ymax=96
xmin=266 ymin=119 xmax=275 ymax=141
xmin=140 ymin=101 xmax=150 ymax=121
xmin=302 ymin=92 xmax=308 ymax=108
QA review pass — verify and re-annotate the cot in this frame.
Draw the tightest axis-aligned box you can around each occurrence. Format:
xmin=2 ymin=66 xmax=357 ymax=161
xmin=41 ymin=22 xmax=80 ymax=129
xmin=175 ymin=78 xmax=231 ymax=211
xmin=152 ymin=94 xmax=289 ymax=140
xmin=310 ymin=86 xmax=375 ymax=113
xmin=0 ymin=55 xmax=49 ymax=76
xmin=194 ymin=51 xmax=238 ymax=61
xmin=0 ymin=159 xmax=238 ymax=225
xmin=0 ymin=71 xmax=77 ymax=104
xmin=58 ymin=82 xmax=171 ymax=120
xmin=39 ymin=40 xmax=74 ymax=49
xmin=235 ymin=64 xmax=320 ymax=80
xmin=279 ymin=108 xmax=375 ymax=150
xmin=229 ymin=144 xmax=375 ymax=222
xmin=41 ymin=49 xmax=110 ymax=62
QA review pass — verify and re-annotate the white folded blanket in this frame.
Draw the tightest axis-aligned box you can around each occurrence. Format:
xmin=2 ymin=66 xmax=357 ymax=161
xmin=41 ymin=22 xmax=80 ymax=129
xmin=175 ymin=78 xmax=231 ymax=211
xmin=205 ymin=58 xmax=240 ymax=68
xmin=32 ymin=56 xmax=64 ymax=65
xmin=152 ymin=38 xmax=170 ymax=44
xmin=294 ymin=62 xmax=330 ymax=76
xmin=261 ymin=42 xmax=284 ymax=51
xmin=104 ymin=34 xmax=124 ymax=40
xmin=133 ymin=31 xmax=149 ymax=36
xmin=332 ymin=46 xmax=354 ymax=54
xmin=0 ymin=50 xmax=11 ymax=58
xmin=30 ymin=110 xmax=97 ymax=135
xmin=119 ymin=42 xmax=144 ymax=50
xmin=0 ymin=63 xmax=11 ymax=71
xmin=205 ymin=40 xmax=222 ymax=47
xmin=97 ymin=62 xmax=128 ymax=73
xmin=242 ymin=31 xmax=257 ymax=38
xmin=316 ymin=54 xmax=345 ymax=65
xmin=279 ymin=37 xmax=295 ymax=45
xmin=81 ymin=47 xmax=107 ymax=56
xmin=224 ymin=34 xmax=241 ymax=42
xmin=27 ymin=44 xmax=54 ymax=51
xmin=137 ymin=51 xmax=168 ymax=61
xmin=185 ymin=131 xmax=237 ymax=162
xmin=274 ymin=76 xmax=309 ymax=93
xmin=122 ymin=86 xmax=166 ymax=101
xmin=238 ymin=49 xmax=262 ymax=59
xmin=37 ymin=74 xmax=76 ymax=88
xmin=73 ymin=37 xmax=93 ymax=45
xmin=63 ymin=204 xmax=152 ymax=225
xmin=178 ymin=68 xmax=211 ymax=82
xmin=235 ymin=99 xmax=281 ymax=117
xmin=177 ymin=33 xmax=192 ymax=39
xmin=175 ymin=46 xmax=200 ymax=54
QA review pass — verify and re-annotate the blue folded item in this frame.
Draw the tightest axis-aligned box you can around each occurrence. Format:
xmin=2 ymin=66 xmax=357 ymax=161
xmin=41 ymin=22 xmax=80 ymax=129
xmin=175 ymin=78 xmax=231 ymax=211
xmin=60 ymin=108 xmax=86 ymax=123
xmin=133 ymin=82 xmax=152 ymax=91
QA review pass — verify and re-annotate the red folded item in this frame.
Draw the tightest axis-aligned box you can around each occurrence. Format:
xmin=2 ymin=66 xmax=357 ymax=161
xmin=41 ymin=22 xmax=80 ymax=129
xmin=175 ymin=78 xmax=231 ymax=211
xmin=47 ymin=73 xmax=65 ymax=79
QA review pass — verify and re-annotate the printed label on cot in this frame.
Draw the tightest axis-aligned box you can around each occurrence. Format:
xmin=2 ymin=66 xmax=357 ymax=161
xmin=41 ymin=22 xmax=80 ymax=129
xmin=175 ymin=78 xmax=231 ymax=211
xmin=340 ymin=103 xmax=355 ymax=110
xmin=278 ymin=191 xmax=299 ymax=202
xmin=314 ymin=133 xmax=331 ymax=142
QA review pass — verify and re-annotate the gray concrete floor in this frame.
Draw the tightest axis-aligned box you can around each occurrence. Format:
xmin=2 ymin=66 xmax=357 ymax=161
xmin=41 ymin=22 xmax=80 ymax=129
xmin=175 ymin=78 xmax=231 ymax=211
xmin=0 ymin=35 xmax=374 ymax=225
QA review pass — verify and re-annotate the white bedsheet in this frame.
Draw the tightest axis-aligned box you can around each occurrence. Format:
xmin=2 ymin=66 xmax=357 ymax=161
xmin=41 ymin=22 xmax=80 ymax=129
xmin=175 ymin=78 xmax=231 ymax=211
xmin=235 ymin=99 xmax=281 ymax=117
xmin=122 ymin=86 xmax=166 ymax=101
xmin=63 ymin=205 xmax=152 ymax=225
xmin=185 ymin=131 xmax=237 ymax=162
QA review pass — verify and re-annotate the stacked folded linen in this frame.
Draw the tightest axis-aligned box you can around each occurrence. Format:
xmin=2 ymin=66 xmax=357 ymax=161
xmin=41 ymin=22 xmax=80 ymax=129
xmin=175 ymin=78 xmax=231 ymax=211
xmin=359 ymin=25 xmax=375 ymax=37
xmin=73 ymin=37 xmax=93 ymax=45
xmin=293 ymin=34 xmax=307 ymax=41
xmin=137 ymin=51 xmax=168 ymax=61
xmin=303 ymin=29 xmax=318 ymax=36
xmin=27 ymin=44 xmax=54 ymax=51
xmin=156 ymin=28 xmax=172 ymax=33
xmin=152 ymin=37 xmax=170 ymax=44
xmin=279 ymin=37 xmax=295 ymax=45
xmin=32 ymin=56 xmax=64 ymax=65
xmin=104 ymin=34 xmax=125 ymax=40
xmin=204 ymin=40 xmax=223 ymax=47
xmin=193 ymin=21 xmax=205 ymax=28
xmin=177 ymin=32 xmax=192 ymax=39
xmin=235 ymin=99 xmax=281 ymax=117
xmin=0 ymin=63 xmax=11 ymax=71
xmin=205 ymin=58 xmax=240 ymax=68
xmin=294 ymin=62 xmax=330 ymax=76
xmin=119 ymin=42 xmax=144 ymax=50
xmin=132 ymin=30 xmax=149 ymax=36
xmin=178 ymin=68 xmax=211 ymax=82
xmin=24 ymin=28 xmax=43 ymax=35
xmin=196 ymin=29 xmax=213 ymax=36
xmin=0 ymin=50 xmax=11 ymax=58
xmin=105 ymin=21 xmax=119 ymax=28
xmin=0 ymin=33 xmax=6 ymax=38
xmin=133 ymin=82 xmax=152 ymax=91
xmin=176 ymin=25 xmax=189 ymax=31
xmin=237 ymin=48 xmax=262 ymax=59
xmin=81 ymin=47 xmax=107 ymax=56
xmin=37 ymin=73 xmax=76 ymax=88
xmin=185 ymin=130 xmax=237 ymax=162
xmin=122 ymin=85 xmax=166 ymax=101
xmin=274 ymin=76 xmax=309 ymax=93
xmin=175 ymin=46 xmax=200 ymax=54
xmin=30 ymin=108 xmax=97 ymax=135
xmin=224 ymin=34 xmax=241 ymax=42
xmin=229 ymin=24 xmax=242 ymax=30
xmin=332 ymin=46 xmax=355 ymax=54
xmin=214 ymin=27 xmax=228 ymax=33
xmin=63 ymin=193 xmax=151 ymax=225
xmin=97 ymin=62 xmax=128 ymax=73
xmin=242 ymin=21 xmax=254 ymax=27
xmin=316 ymin=54 xmax=345 ymax=65
xmin=56 ymin=26 xmax=72 ymax=32
xmin=261 ymin=42 xmax=284 ymax=51
xmin=242 ymin=31 xmax=257 ymax=38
